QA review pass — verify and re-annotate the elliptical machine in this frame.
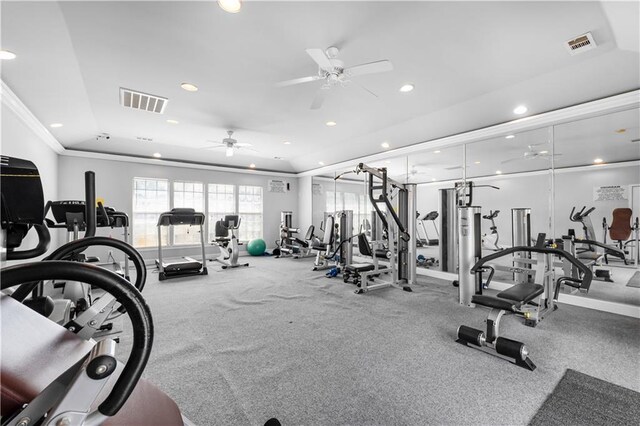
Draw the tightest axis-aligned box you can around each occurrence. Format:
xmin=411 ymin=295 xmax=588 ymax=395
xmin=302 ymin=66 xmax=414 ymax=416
xmin=481 ymin=210 xmax=503 ymax=251
xmin=212 ymin=214 xmax=249 ymax=269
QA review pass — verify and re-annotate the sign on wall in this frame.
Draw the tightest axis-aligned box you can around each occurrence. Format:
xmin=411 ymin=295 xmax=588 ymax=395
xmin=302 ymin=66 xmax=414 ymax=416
xmin=593 ymin=185 xmax=628 ymax=202
xmin=268 ymin=179 xmax=290 ymax=193
xmin=312 ymin=183 xmax=323 ymax=196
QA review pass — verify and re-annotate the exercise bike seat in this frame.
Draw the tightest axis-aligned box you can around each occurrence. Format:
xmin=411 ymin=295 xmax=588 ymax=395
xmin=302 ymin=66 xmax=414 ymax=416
xmin=0 ymin=295 xmax=185 ymax=425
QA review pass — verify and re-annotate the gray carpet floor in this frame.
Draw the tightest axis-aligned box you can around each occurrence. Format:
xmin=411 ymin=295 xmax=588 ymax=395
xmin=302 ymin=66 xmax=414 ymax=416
xmin=529 ymin=369 xmax=640 ymax=426
xmin=118 ymin=256 xmax=640 ymax=426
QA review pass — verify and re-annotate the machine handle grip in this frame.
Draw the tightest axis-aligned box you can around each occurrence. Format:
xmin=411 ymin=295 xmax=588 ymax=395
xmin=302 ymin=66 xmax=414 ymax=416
xmin=84 ymin=171 xmax=97 ymax=238
xmin=1 ymin=261 xmax=153 ymax=417
xmin=470 ymin=245 xmax=592 ymax=290
xmin=5 ymin=223 xmax=51 ymax=260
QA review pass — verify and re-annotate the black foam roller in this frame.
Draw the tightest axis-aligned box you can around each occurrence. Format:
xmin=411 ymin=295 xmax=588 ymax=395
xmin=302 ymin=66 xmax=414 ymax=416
xmin=495 ymin=337 xmax=526 ymax=360
xmin=457 ymin=325 xmax=484 ymax=347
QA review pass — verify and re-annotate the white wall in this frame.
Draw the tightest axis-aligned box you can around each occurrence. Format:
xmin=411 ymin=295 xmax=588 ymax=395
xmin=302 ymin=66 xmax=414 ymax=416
xmin=1 ymin=102 xmax=60 ymax=259
xmin=57 ymin=155 xmax=298 ymax=262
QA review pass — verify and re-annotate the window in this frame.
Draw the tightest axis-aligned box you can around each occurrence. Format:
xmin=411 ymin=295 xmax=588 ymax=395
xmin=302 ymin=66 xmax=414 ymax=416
xmin=173 ymin=181 xmax=204 ymax=245
xmin=208 ymin=184 xmax=236 ymax=240
xmin=326 ymin=190 xmax=336 ymax=214
xmin=238 ymin=185 xmax=263 ymax=241
xmin=132 ymin=178 xmax=169 ymax=248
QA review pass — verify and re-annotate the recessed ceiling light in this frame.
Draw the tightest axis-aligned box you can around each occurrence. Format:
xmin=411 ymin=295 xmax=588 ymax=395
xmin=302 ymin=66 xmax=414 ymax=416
xmin=505 ymin=134 xmax=515 ymax=139
xmin=249 ymin=163 xmax=256 ymax=168
xmin=431 ymin=178 xmax=437 ymax=182
xmin=166 ymin=119 xmax=179 ymax=124
xmin=325 ymin=121 xmax=337 ymax=127
xmin=539 ymin=150 xmax=549 ymax=154
xmin=49 ymin=123 xmax=63 ymax=128
xmin=474 ymin=161 xmax=481 ymax=164
xmin=614 ymin=128 xmax=626 ymax=134
xmin=218 ymin=0 xmax=242 ymax=13
xmin=381 ymin=142 xmax=390 ymax=149
xmin=283 ymin=141 xmax=291 ymax=145
xmin=399 ymin=83 xmax=414 ymax=93
xmin=593 ymin=158 xmax=604 ymax=164
xmin=181 ymin=82 xmax=198 ymax=92
xmin=0 ymin=50 xmax=16 ymax=60
xmin=434 ymin=150 xmax=441 ymax=154
xmin=385 ymin=160 xmax=391 ymax=164
xmin=318 ymin=161 xmax=325 ymax=166
xmin=513 ymin=105 xmax=528 ymax=115
xmin=496 ymin=170 xmax=502 ymax=175
xmin=153 ymin=152 xmax=162 ymax=158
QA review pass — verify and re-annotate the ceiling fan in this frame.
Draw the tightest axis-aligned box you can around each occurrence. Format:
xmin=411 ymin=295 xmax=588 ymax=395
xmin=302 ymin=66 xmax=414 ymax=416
xmin=201 ymin=130 xmax=254 ymax=157
xmin=276 ymin=46 xmax=393 ymax=110
xmin=501 ymin=144 xmax=561 ymax=164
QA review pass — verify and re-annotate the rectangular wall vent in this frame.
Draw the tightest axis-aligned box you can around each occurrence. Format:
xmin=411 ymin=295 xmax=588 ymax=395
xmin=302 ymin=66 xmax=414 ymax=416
xmin=120 ymin=88 xmax=168 ymax=114
xmin=565 ymin=32 xmax=596 ymax=55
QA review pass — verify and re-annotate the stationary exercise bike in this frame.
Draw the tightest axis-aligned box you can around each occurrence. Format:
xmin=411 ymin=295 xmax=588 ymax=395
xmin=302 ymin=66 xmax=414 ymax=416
xmin=481 ymin=210 xmax=503 ymax=251
xmin=212 ymin=214 xmax=249 ymax=269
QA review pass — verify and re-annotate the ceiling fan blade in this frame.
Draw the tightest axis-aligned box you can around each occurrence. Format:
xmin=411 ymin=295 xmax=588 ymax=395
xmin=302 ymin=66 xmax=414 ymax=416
xmin=344 ymin=60 xmax=393 ymax=77
xmin=354 ymin=81 xmax=378 ymax=98
xmin=501 ymin=157 xmax=525 ymax=164
xmin=444 ymin=165 xmax=463 ymax=170
xmin=310 ymin=88 xmax=326 ymax=110
xmin=235 ymin=142 xmax=252 ymax=147
xmin=306 ymin=48 xmax=333 ymax=71
xmin=275 ymin=75 xmax=321 ymax=88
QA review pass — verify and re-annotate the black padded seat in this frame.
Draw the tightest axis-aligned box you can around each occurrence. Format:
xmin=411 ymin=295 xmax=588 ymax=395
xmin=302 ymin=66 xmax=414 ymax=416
xmin=345 ymin=263 xmax=388 ymax=273
xmin=497 ymin=283 xmax=544 ymax=303
xmin=293 ymin=238 xmax=309 ymax=248
xmin=577 ymin=252 xmax=601 ymax=261
xmin=472 ymin=283 xmax=543 ymax=311
xmin=471 ymin=295 xmax=518 ymax=311
xmin=312 ymin=243 xmax=328 ymax=251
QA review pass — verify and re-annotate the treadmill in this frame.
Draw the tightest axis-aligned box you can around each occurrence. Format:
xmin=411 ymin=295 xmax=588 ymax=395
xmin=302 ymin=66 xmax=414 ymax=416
xmin=156 ymin=208 xmax=208 ymax=281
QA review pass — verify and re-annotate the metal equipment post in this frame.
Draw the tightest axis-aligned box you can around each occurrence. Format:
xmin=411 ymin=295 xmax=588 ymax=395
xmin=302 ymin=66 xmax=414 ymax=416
xmin=440 ymin=188 xmax=458 ymax=273
xmin=511 ymin=208 xmax=532 ymax=284
xmin=458 ymin=206 xmax=482 ymax=306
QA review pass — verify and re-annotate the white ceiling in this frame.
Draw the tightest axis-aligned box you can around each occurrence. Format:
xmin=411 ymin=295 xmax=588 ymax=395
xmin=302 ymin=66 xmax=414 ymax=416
xmin=1 ymin=1 xmax=639 ymax=173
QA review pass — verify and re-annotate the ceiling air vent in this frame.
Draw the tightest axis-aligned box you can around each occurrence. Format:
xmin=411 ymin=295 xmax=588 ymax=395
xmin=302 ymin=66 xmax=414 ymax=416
xmin=120 ymin=88 xmax=168 ymax=114
xmin=565 ymin=32 xmax=596 ymax=55
xmin=136 ymin=136 xmax=153 ymax=142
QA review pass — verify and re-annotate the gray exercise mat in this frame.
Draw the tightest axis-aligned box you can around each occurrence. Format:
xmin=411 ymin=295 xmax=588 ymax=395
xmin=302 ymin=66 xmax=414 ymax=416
xmin=529 ymin=369 xmax=640 ymax=426
xmin=626 ymin=271 xmax=640 ymax=288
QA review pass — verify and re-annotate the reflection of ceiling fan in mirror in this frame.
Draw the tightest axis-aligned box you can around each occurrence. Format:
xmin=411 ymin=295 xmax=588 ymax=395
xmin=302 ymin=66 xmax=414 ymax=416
xmin=501 ymin=144 xmax=561 ymax=164
xmin=275 ymin=46 xmax=393 ymax=110
xmin=200 ymin=130 xmax=255 ymax=157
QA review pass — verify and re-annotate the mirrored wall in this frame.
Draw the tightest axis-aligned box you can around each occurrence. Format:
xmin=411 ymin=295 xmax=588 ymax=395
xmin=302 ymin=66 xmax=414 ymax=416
xmin=309 ymin=105 xmax=640 ymax=308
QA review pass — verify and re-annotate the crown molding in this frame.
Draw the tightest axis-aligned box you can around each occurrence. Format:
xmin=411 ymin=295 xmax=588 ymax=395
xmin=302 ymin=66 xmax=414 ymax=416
xmin=1 ymin=80 xmax=65 ymax=154
xmin=61 ymin=149 xmax=297 ymax=177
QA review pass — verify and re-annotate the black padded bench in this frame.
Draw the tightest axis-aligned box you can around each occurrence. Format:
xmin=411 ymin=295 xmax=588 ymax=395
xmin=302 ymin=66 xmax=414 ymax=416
xmin=472 ymin=283 xmax=544 ymax=311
